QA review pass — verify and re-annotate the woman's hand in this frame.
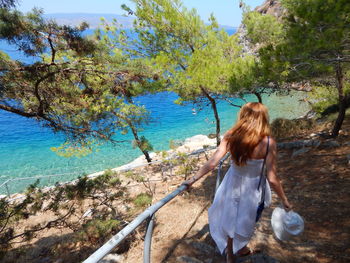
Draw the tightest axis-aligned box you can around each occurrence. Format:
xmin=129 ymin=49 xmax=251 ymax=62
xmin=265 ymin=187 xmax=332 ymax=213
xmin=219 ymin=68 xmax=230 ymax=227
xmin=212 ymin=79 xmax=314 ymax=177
xmin=182 ymin=177 xmax=196 ymax=188
xmin=282 ymin=199 xmax=293 ymax=211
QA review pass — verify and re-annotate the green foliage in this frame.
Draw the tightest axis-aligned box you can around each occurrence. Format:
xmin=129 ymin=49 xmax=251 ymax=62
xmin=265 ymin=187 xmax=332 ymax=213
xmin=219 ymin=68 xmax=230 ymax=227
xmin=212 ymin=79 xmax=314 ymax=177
xmin=0 ymin=169 xmax=127 ymax=256
xmin=132 ymin=135 xmax=153 ymax=152
xmin=160 ymin=150 xmax=169 ymax=159
xmin=174 ymin=152 xmax=198 ymax=179
xmin=271 ymin=117 xmax=316 ymax=139
xmin=308 ymin=85 xmax=339 ymax=114
xmin=124 ymin=170 xmax=145 ymax=183
xmin=0 ymin=8 xmax=159 ymax=156
xmin=242 ymin=0 xmax=350 ymax=135
xmin=133 ymin=193 xmax=152 ymax=208
xmin=76 ymin=219 xmax=120 ymax=244
xmin=124 ymin=0 xmax=255 ymax=144
xmin=243 ymin=0 xmax=350 ymax=83
xmin=308 ymin=80 xmax=350 ymax=115
xmin=242 ymin=10 xmax=284 ymax=47
xmin=50 ymin=142 xmax=95 ymax=158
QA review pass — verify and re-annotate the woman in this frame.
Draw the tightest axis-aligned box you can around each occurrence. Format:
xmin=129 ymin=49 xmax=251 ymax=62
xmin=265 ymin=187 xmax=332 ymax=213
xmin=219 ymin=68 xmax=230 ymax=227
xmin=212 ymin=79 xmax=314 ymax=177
xmin=184 ymin=102 xmax=292 ymax=263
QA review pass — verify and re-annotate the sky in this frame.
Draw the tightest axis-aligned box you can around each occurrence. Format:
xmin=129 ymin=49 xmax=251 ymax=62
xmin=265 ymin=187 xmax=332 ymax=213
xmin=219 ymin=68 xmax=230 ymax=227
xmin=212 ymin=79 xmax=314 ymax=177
xmin=16 ymin=0 xmax=265 ymax=27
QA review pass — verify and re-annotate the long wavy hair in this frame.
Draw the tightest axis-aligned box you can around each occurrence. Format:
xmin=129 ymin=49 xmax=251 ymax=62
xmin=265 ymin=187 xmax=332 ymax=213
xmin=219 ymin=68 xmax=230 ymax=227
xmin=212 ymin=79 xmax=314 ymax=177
xmin=225 ymin=102 xmax=270 ymax=166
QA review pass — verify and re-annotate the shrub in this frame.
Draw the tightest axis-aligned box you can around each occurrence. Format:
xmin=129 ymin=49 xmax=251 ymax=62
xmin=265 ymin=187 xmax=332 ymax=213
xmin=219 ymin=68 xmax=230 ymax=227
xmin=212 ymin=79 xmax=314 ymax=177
xmin=76 ymin=219 xmax=120 ymax=245
xmin=133 ymin=193 xmax=152 ymax=208
xmin=123 ymin=171 xmax=145 ymax=182
xmin=174 ymin=153 xmax=199 ymax=180
xmin=271 ymin=118 xmax=316 ymax=139
xmin=308 ymin=84 xmax=350 ymax=115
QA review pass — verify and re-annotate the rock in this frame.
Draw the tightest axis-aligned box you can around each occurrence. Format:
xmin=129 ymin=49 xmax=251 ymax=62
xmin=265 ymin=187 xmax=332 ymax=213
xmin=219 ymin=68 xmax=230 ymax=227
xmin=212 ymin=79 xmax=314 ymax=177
xmin=208 ymin=133 xmax=216 ymax=139
xmin=312 ymin=140 xmax=322 ymax=148
xmin=82 ymin=208 xmax=94 ymax=218
xmin=41 ymin=200 xmax=52 ymax=211
xmin=177 ymin=135 xmax=216 ymax=152
xmin=190 ymin=242 xmax=215 ymax=254
xmin=320 ymin=168 xmax=327 ymax=173
xmin=292 ymin=147 xmax=310 ymax=157
xmin=304 ymin=110 xmax=317 ymax=119
xmin=233 ymin=253 xmax=280 ymax=263
xmin=248 ymin=253 xmax=279 ymax=263
xmin=176 ymin=256 xmax=203 ymax=263
xmin=37 ymin=258 xmax=51 ymax=263
xmin=278 ymin=139 xmax=320 ymax=149
xmin=347 ymin=154 xmax=350 ymax=165
xmin=321 ymin=140 xmax=340 ymax=148
xmin=99 ymin=253 xmax=124 ymax=263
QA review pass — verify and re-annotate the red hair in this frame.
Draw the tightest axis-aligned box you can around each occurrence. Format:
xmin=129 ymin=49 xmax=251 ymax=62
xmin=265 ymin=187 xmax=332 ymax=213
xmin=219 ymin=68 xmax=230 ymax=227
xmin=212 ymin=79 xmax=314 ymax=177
xmin=225 ymin=102 xmax=270 ymax=166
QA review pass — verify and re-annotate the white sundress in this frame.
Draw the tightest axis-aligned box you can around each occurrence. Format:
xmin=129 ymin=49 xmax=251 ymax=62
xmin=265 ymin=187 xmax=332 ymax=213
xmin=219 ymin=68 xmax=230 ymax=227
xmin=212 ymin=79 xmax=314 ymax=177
xmin=208 ymin=159 xmax=272 ymax=254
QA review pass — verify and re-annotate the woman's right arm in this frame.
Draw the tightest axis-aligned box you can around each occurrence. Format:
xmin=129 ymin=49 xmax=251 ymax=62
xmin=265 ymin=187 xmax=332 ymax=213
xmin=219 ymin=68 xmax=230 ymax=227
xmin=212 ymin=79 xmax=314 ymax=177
xmin=266 ymin=138 xmax=292 ymax=210
xmin=183 ymin=136 xmax=229 ymax=187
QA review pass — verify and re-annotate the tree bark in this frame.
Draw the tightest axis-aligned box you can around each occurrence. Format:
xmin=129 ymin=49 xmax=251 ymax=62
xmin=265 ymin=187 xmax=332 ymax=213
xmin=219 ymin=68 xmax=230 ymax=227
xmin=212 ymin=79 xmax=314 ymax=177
xmin=128 ymin=121 xmax=152 ymax=163
xmin=253 ymin=92 xmax=263 ymax=103
xmin=331 ymin=62 xmax=346 ymax=137
xmin=124 ymin=96 xmax=152 ymax=163
xmin=0 ymin=104 xmax=37 ymax=118
xmin=201 ymin=88 xmax=221 ymax=146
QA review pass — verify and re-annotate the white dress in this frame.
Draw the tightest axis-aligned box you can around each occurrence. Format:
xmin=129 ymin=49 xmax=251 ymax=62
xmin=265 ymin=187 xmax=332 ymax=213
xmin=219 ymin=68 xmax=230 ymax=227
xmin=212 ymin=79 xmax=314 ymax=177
xmin=208 ymin=159 xmax=272 ymax=254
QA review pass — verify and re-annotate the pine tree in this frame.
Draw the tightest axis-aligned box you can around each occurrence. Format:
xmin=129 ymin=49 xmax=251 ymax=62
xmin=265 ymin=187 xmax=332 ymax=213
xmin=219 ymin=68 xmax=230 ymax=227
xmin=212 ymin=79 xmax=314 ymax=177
xmin=243 ymin=0 xmax=350 ymax=136
xmin=0 ymin=8 xmax=158 ymax=158
xmin=123 ymin=0 xmax=250 ymax=146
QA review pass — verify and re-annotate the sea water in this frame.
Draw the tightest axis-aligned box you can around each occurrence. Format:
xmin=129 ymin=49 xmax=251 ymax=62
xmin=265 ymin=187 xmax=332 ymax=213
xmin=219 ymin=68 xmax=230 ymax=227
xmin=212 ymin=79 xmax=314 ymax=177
xmin=0 ymin=30 xmax=310 ymax=194
xmin=0 ymin=91 xmax=309 ymax=194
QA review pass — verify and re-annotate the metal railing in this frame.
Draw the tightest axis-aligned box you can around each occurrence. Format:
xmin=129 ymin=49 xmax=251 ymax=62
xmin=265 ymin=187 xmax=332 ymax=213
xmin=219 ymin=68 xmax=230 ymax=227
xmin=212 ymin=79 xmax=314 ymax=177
xmin=0 ymin=172 xmax=81 ymax=196
xmin=83 ymin=153 xmax=231 ymax=263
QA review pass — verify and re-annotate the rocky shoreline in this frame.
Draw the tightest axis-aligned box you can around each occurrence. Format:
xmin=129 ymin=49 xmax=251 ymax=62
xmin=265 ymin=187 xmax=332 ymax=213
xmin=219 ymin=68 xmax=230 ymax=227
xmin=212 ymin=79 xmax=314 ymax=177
xmin=0 ymin=134 xmax=218 ymax=200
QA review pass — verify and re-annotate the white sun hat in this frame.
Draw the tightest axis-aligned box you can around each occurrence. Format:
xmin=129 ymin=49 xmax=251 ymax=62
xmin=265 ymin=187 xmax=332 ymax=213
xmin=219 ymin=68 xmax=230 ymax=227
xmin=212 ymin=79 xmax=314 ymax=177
xmin=271 ymin=207 xmax=304 ymax=241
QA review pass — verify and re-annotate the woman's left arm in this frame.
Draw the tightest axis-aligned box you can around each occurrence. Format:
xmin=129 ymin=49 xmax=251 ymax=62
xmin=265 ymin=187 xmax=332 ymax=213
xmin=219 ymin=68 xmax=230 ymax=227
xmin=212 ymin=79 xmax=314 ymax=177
xmin=183 ymin=136 xmax=229 ymax=187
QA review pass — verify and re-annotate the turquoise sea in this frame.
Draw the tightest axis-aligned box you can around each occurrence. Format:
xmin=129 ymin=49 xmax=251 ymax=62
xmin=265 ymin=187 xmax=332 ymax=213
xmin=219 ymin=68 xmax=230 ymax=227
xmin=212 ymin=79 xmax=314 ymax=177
xmin=0 ymin=30 xmax=310 ymax=194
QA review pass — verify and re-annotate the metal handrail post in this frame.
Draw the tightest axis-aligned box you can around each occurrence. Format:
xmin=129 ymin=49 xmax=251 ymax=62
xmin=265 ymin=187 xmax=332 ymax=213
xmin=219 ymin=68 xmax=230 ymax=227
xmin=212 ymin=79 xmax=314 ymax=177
xmin=83 ymin=184 xmax=188 ymax=263
xmin=143 ymin=214 xmax=155 ymax=263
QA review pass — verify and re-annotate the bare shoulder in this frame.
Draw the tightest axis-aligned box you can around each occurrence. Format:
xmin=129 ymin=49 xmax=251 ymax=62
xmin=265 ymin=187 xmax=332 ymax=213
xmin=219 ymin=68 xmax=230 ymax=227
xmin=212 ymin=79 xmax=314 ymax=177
xmin=219 ymin=133 xmax=230 ymax=149
xmin=262 ymin=136 xmax=276 ymax=153
xmin=222 ymin=130 xmax=231 ymax=139
xmin=252 ymin=136 xmax=275 ymax=159
xmin=260 ymin=136 xmax=276 ymax=147
xmin=267 ymin=136 xmax=276 ymax=148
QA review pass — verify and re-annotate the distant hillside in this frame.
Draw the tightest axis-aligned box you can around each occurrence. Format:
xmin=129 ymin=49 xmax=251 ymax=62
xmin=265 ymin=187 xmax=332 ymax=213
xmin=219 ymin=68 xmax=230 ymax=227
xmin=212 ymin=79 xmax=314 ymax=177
xmin=43 ymin=13 xmax=237 ymax=32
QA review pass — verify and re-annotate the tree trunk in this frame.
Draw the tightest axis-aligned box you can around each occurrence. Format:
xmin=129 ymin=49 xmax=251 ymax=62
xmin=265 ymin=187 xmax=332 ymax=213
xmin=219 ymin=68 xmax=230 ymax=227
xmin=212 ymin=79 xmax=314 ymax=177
xmin=124 ymin=96 xmax=152 ymax=163
xmin=331 ymin=62 xmax=346 ymax=137
xmin=253 ymin=92 xmax=263 ymax=103
xmin=201 ymin=88 xmax=221 ymax=146
xmin=129 ymin=121 xmax=152 ymax=163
